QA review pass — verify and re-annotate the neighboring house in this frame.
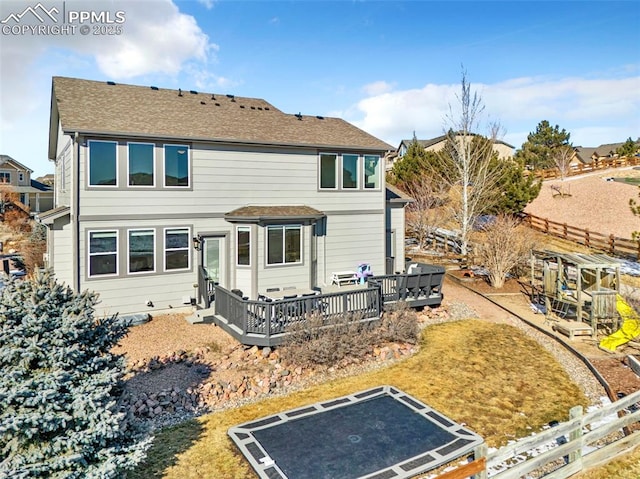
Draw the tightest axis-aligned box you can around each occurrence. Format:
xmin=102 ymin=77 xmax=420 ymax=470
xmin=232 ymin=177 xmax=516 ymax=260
xmin=573 ymin=142 xmax=627 ymax=166
xmin=43 ymin=76 xmax=408 ymax=317
xmin=36 ymin=174 xmax=56 ymax=187
xmin=388 ymin=134 xmax=515 ymax=170
xmin=0 ymin=154 xmax=54 ymax=214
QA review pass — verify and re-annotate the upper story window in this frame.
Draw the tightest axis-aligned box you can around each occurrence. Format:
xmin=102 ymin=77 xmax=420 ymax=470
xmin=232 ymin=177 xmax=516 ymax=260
xmin=164 ymin=145 xmax=189 ymax=187
xmin=267 ymin=225 xmax=301 ymax=265
xmin=237 ymin=226 xmax=251 ymax=266
xmin=0 ymin=172 xmax=11 ymax=183
xmin=319 ymin=153 xmax=381 ymax=191
xmin=88 ymin=140 xmax=117 ymax=187
xmin=88 ymin=230 xmax=118 ymax=277
xmin=128 ymin=143 xmax=155 ymax=186
xmin=342 ymin=154 xmax=359 ymax=189
xmin=164 ymin=227 xmax=190 ymax=271
xmin=319 ymin=153 xmax=337 ymax=189
xmin=364 ymin=155 xmax=381 ymax=189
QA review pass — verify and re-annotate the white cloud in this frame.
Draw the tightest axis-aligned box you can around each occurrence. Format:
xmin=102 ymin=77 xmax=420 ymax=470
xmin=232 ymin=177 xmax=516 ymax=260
xmin=0 ymin=0 xmax=221 ymax=174
xmin=197 ymin=0 xmax=215 ymax=9
xmin=362 ymin=81 xmax=393 ymax=96
xmin=0 ymin=0 xmax=217 ymax=127
xmin=352 ymin=75 xmax=640 ymax=149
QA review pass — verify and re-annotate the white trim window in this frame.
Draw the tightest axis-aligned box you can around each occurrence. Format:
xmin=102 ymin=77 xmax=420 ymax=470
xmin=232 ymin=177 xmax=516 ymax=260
xmin=342 ymin=154 xmax=359 ymax=189
xmin=164 ymin=227 xmax=190 ymax=271
xmin=267 ymin=225 xmax=302 ymax=265
xmin=319 ymin=153 xmax=338 ymax=189
xmin=88 ymin=230 xmax=118 ymax=277
xmin=18 ymin=172 xmax=25 ymax=183
xmin=88 ymin=140 xmax=118 ymax=187
xmin=128 ymin=229 xmax=155 ymax=274
xmin=128 ymin=142 xmax=155 ymax=187
xmin=0 ymin=172 xmax=11 ymax=183
xmin=164 ymin=144 xmax=190 ymax=187
xmin=364 ymin=155 xmax=381 ymax=189
xmin=237 ymin=226 xmax=251 ymax=266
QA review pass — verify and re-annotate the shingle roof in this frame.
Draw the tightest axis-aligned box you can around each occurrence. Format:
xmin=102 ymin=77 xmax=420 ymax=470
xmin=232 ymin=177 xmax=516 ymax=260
xmin=399 ymin=133 xmax=515 ymax=151
xmin=51 ymin=77 xmax=392 ymax=154
xmin=224 ymin=205 xmax=325 ymax=223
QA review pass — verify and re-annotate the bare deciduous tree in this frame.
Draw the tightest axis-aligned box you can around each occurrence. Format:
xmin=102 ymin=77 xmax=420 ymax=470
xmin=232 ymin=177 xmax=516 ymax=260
xmin=428 ymin=71 xmax=506 ymax=256
xmin=553 ymin=144 xmax=574 ymax=197
xmin=476 ymin=215 xmax=537 ymax=288
xmin=403 ymin=175 xmax=448 ymax=249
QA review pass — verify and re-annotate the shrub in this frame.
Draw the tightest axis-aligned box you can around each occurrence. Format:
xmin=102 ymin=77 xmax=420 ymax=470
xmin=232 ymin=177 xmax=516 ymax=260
xmin=0 ymin=270 xmax=151 ymax=478
xmin=376 ymin=302 xmax=419 ymax=344
xmin=280 ymin=305 xmax=419 ymax=367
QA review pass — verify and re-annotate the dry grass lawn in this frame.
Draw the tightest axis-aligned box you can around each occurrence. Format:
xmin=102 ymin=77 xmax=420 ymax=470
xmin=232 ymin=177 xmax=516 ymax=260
xmin=129 ymin=320 xmax=588 ymax=478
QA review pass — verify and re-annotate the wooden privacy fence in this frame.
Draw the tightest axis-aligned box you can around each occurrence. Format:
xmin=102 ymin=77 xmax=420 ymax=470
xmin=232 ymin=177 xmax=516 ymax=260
xmin=533 ymin=156 xmax=640 ymax=180
xmin=523 ymin=213 xmax=640 ymax=260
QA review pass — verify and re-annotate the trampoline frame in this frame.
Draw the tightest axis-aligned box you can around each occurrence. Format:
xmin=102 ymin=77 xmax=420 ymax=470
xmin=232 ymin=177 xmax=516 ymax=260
xmin=228 ymin=385 xmax=484 ymax=479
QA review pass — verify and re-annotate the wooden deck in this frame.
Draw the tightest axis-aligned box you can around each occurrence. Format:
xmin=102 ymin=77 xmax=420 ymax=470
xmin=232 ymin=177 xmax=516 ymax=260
xmin=198 ymin=263 xmax=445 ymax=346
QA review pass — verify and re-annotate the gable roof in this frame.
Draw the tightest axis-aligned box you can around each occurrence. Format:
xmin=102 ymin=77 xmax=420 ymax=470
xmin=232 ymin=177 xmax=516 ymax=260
xmin=49 ymin=77 xmax=392 ymax=159
xmin=398 ymin=133 xmax=515 ymax=152
xmin=0 ymin=154 xmax=33 ymax=173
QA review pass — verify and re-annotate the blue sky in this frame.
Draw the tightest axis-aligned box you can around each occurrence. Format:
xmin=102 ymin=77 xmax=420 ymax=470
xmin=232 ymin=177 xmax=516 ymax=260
xmin=1 ymin=0 xmax=639 ymax=176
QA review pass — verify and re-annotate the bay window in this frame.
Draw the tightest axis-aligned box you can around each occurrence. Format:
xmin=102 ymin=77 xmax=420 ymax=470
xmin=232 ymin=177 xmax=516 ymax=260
xmin=267 ymin=225 xmax=301 ymax=265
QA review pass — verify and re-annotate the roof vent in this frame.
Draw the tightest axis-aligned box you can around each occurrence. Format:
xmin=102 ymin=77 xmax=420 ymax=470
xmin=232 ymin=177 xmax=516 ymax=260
xmin=316 ymin=115 xmax=324 ymax=120
xmin=265 ymin=107 xmax=270 ymax=111
xmin=250 ymin=106 xmax=256 ymax=110
xmin=214 ymin=102 xmax=220 ymax=106
xmin=106 ymin=81 xmax=116 ymax=86
xmin=150 ymin=86 xmax=159 ymax=91
xmin=200 ymin=101 xmax=206 ymax=105
xmin=211 ymin=94 xmax=216 ymax=100
xmin=190 ymin=90 xmax=198 ymax=95
xmin=240 ymin=105 xmax=245 ymax=109
xmin=226 ymin=94 xmax=234 ymax=99
xmin=178 ymin=88 xmax=183 ymax=97
xmin=258 ymin=107 xmax=263 ymax=111
xmin=295 ymin=112 xmax=303 ymax=120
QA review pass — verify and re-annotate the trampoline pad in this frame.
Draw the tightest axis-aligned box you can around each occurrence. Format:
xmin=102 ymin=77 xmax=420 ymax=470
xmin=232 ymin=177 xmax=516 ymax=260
xmin=228 ymin=385 xmax=483 ymax=479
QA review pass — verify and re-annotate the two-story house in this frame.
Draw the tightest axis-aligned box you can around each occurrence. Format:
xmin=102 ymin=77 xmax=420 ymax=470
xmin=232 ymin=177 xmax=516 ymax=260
xmin=0 ymin=155 xmax=54 ymax=214
xmin=43 ymin=77 xmax=408 ymax=317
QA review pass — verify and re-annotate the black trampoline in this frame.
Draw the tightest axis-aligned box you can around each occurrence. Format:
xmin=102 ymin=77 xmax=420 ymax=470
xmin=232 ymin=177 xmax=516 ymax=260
xmin=228 ymin=385 xmax=484 ymax=479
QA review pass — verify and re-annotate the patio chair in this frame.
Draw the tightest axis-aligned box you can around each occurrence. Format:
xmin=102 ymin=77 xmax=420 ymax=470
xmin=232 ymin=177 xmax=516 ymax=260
xmin=231 ymin=289 xmax=248 ymax=300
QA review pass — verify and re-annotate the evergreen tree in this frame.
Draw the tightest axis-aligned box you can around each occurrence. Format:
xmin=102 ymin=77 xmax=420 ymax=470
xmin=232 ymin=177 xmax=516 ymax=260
xmin=0 ymin=270 xmax=151 ymax=478
xmin=617 ymin=137 xmax=638 ymax=157
xmin=515 ymin=120 xmax=571 ymax=170
xmin=389 ymin=136 xmax=439 ymax=188
xmin=489 ymin=157 xmax=542 ymax=214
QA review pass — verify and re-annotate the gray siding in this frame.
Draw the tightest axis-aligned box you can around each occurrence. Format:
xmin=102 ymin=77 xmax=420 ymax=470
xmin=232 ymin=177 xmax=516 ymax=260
xmin=55 ymin=123 xmax=73 ymax=207
xmin=77 ymin=142 xmax=384 ymax=217
xmin=389 ymin=206 xmax=406 ymax=273
xmin=57 ymin=138 xmax=390 ymax=315
xmin=50 ymin=216 xmax=73 ymax=287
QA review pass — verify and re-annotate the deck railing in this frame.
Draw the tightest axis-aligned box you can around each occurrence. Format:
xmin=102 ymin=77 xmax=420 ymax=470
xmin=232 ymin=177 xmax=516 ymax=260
xmin=209 ymin=262 xmax=445 ymax=346
xmin=214 ymin=282 xmax=382 ymax=345
xmin=197 ymin=266 xmax=216 ymax=308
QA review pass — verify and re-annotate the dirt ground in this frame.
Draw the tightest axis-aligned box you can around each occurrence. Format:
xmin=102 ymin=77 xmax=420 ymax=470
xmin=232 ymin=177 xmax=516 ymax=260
xmin=524 ymin=166 xmax=640 ymax=239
